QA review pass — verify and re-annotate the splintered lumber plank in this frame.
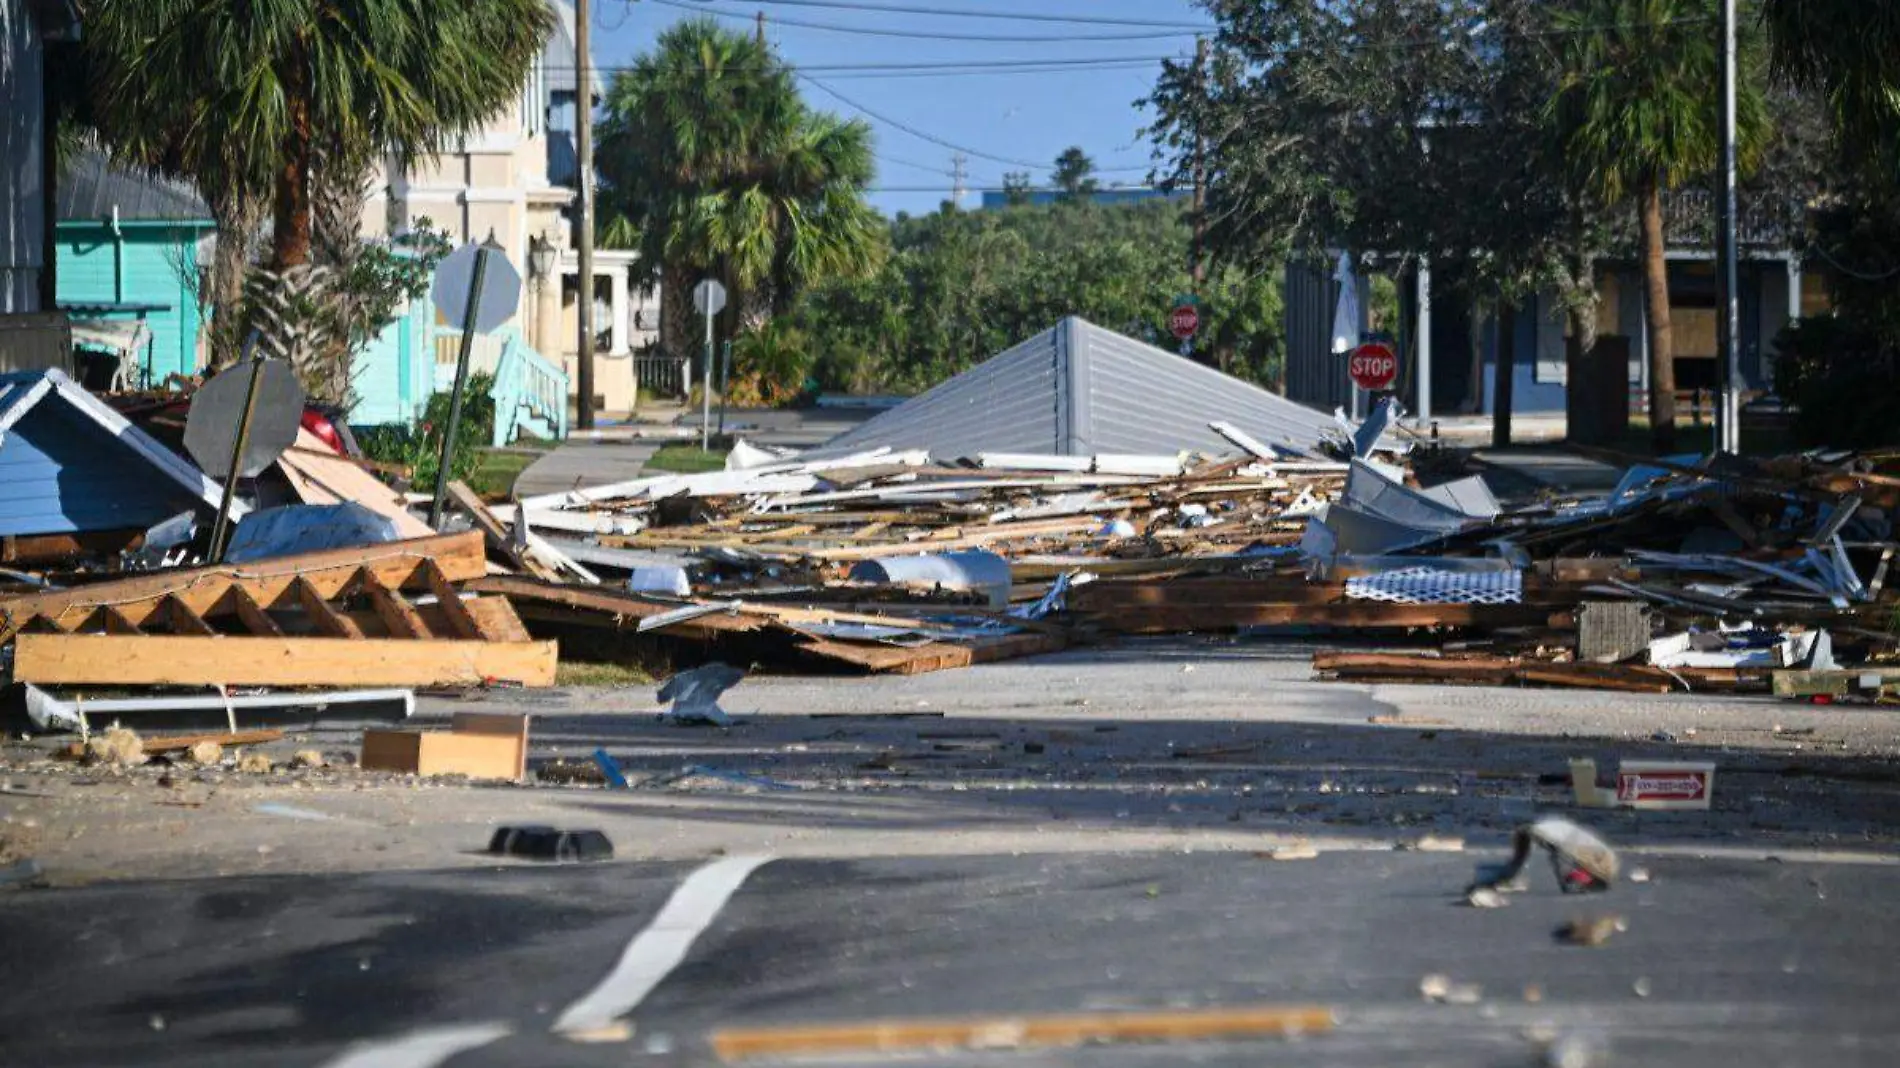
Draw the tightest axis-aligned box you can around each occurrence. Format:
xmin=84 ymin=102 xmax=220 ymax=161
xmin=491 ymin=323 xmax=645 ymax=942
xmin=85 ymin=605 xmax=142 ymax=635
xmin=1772 ymin=667 xmax=1900 ymax=698
xmin=0 ymin=532 xmax=484 ymax=639
xmin=13 ymin=634 xmax=557 ymax=688
xmin=288 ymin=577 xmax=362 ymax=634
xmin=359 ymin=572 xmax=430 ymax=639
xmin=1310 ymin=651 xmax=1753 ymax=693
xmin=293 ymin=577 xmax=364 ymax=638
xmin=459 ymin=596 xmax=533 ymax=644
xmin=446 ymin=480 xmax=560 ymax=582
xmin=1090 ymin=603 xmax=1553 ymax=634
xmin=795 ymin=631 xmax=1067 ymax=675
xmin=162 ymin=595 xmax=217 ymax=636
xmin=141 ymin=728 xmax=286 ymax=754
xmin=224 ymin=587 xmax=284 ymax=637
xmin=420 ymin=560 xmax=485 ymax=640
xmin=463 ymin=576 xmax=772 ymax=637
xmin=710 ymin=1004 xmax=1335 ymax=1062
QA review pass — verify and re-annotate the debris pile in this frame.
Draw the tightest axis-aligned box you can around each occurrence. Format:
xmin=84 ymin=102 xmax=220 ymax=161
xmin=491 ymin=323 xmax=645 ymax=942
xmin=1293 ymin=449 xmax=1900 ymax=697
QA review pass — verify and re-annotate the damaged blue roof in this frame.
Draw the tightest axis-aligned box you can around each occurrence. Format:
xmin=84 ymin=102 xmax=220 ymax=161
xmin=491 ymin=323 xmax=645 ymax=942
xmin=0 ymin=368 xmax=237 ymax=536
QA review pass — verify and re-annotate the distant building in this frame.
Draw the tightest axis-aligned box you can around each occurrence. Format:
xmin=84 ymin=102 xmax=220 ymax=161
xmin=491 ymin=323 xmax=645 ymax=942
xmin=359 ymin=0 xmax=657 ymax=421
xmin=977 ymin=187 xmax=1185 ymax=210
xmin=0 ymin=0 xmax=82 ymax=369
xmin=55 ymin=149 xmax=216 ymax=384
xmin=1283 ymin=191 xmax=1831 ymax=422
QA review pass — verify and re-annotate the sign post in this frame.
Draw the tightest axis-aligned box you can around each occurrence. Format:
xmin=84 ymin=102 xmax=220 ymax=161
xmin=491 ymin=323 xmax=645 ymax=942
xmin=429 ymin=233 xmax=522 ymax=527
xmin=205 ymin=332 xmax=262 ymax=560
xmin=1168 ymin=294 xmax=1200 ymax=357
xmin=189 ymin=332 xmax=306 ymax=561
xmin=1348 ymin=339 xmax=1399 ymax=393
xmin=693 ymin=279 xmax=727 ymax=452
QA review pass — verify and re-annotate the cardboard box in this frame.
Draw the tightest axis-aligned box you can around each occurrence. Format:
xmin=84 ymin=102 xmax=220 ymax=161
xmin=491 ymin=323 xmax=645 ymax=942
xmin=361 ymin=713 xmax=528 ymax=780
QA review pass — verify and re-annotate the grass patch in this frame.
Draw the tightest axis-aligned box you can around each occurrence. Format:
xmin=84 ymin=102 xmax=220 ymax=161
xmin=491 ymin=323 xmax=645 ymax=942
xmin=646 ymin=443 xmax=729 ymax=474
xmin=555 ymin=660 xmax=656 ymax=688
xmin=466 ymin=449 xmax=537 ymax=498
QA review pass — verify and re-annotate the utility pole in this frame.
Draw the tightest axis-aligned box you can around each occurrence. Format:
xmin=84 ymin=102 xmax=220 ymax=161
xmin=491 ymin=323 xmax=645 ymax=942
xmin=1190 ymin=36 xmax=1208 ymax=293
xmin=950 ymin=153 xmax=968 ymax=207
xmin=575 ymin=0 xmax=596 ymax=429
xmin=756 ymin=9 xmax=766 ymax=43
xmin=1715 ymin=0 xmax=1741 ymax=455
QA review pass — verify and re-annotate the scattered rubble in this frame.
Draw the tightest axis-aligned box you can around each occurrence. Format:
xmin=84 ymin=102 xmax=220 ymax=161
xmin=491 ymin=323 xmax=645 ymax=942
xmin=1470 ymin=816 xmax=1619 ymax=895
xmin=1556 ymin=914 xmax=1627 ymax=947
xmin=85 ymin=728 xmax=145 ymax=768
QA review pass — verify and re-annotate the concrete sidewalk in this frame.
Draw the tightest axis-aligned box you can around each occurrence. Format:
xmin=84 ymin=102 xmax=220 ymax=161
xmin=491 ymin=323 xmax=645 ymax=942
xmin=511 ymin=404 xmax=877 ymax=497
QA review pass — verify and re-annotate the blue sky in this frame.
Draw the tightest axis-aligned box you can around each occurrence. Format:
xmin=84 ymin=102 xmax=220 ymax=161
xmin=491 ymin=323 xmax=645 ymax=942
xmin=590 ymin=0 xmax=1211 ymax=217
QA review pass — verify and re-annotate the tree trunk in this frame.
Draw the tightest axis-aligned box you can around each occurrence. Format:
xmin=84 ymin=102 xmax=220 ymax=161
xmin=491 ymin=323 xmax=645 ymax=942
xmin=271 ymin=41 xmax=314 ymax=271
xmin=1464 ymin=302 xmax=1486 ymax=413
xmin=312 ymin=143 xmax=374 ymax=269
xmin=1639 ymin=180 xmax=1676 ymax=453
xmin=659 ymin=262 xmax=697 ymax=388
xmin=207 ymin=186 xmax=262 ymax=368
xmin=1492 ymin=296 xmax=1516 ymax=448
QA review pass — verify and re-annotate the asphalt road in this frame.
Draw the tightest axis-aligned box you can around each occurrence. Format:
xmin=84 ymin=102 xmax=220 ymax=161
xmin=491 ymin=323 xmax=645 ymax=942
xmin=3 ymin=848 xmax=1897 ymax=1067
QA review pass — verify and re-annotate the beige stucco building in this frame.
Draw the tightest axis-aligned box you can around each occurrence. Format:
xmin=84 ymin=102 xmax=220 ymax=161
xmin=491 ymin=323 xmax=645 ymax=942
xmin=360 ymin=0 xmax=658 ymax=415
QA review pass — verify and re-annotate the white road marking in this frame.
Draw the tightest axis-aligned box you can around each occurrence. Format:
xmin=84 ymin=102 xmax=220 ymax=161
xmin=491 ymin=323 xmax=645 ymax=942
xmin=553 ymin=854 xmax=775 ymax=1035
xmin=320 ymin=1022 xmax=513 ymax=1068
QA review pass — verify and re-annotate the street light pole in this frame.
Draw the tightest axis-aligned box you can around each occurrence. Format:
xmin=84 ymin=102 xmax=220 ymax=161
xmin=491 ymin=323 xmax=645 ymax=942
xmin=1715 ymin=0 xmax=1741 ymax=454
xmin=575 ymin=0 xmax=597 ymax=430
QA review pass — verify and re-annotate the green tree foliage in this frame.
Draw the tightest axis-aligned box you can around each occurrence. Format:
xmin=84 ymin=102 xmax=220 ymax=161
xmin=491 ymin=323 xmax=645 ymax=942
xmin=1001 ymin=172 xmax=1035 ymax=207
xmin=1549 ymin=0 xmax=1769 ymax=451
xmin=86 ymin=0 xmax=552 ymax=272
xmin=596 ymin=19 xmax=885 ymax=362
xmin=1761 ymin=1 xmax=1900 ymax=446
xmin=789 ymin=200 xmax=1284 ymax=395
xmin=1052 ymin=148 xmax=1100 ymax=200
xmin=357 ymin=373 xmax=497 ymax=491
xmin=1145 ymin=0 xmax=1592 ymax=443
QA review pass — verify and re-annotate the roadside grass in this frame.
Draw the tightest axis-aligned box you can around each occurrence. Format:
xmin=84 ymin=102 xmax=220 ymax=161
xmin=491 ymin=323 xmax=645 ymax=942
xmin=646 ymin=443 xmax=730 ymax=474
xmin=466 ymin=448 xmax=540 ymax=498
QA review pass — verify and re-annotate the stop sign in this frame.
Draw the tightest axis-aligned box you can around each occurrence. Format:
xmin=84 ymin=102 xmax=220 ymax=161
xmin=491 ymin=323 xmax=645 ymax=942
xmin=1168 ymin=302 xmax=1200 ymax=341
xmin=1348 ymin=340 xmax=1398 ymax=391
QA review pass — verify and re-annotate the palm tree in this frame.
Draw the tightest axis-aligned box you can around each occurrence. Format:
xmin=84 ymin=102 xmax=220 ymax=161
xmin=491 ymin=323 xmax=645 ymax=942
xmin=597 ymin=19 xmax=884 ymax=363
xmin=88 ymin=0 xmax=552 ymax=273
xmin=1548 ymin=0 xmax=1766 ymax=452
xmin=1052 ymin=147 xmax=1099 ymax=200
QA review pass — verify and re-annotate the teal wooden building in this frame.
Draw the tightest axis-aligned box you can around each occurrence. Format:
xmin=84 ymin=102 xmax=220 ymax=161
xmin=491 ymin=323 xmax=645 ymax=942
xmin=55 ymin=150 xmax=214 ymax=384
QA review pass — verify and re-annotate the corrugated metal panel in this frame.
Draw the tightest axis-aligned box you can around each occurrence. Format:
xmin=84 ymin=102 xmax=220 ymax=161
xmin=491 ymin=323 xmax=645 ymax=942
xmin=1 ymin=0 xmax=47 ymax=314
xmin=821 ymin=328 xmax=1062 ymax=459
xmin=1078 ymin=321 xmax=1335 ymax=456
xmin=815 ymin=317 xmax=1335 ymax=461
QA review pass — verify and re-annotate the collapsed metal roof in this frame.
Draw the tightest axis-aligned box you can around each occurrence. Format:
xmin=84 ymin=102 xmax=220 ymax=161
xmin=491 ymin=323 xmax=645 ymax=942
xmin=814 ymin=316 xmax=1337 ymax=461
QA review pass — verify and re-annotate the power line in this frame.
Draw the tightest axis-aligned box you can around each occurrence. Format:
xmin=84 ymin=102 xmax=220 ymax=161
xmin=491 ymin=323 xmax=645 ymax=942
xmin=875 ymin=152 xmax=956 ymax=176
xmin=649 ymin=0 xmax=1199 ymax=41
xmin=548 ymin=54 xmax=1179 ymax=73
xmin=705 ymin=0 xmax=1211 ymax=30
xmin=799 ymin=72 xmax=1149 ymax=173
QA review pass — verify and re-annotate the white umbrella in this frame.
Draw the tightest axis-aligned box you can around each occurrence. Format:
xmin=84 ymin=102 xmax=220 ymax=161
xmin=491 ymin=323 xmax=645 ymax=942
xmin=1329 ymin=251 xmax=1360 ymax=355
